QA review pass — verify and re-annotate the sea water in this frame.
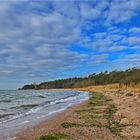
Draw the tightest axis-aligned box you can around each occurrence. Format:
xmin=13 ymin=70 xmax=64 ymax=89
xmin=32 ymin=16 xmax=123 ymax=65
xmin=0 ymin=89 xmax=89 ymax=139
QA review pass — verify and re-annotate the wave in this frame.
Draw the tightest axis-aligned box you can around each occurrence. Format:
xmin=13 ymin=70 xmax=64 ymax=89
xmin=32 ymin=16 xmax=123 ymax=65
xmin=48 ymin=103 xmax=72 ymax=115
xmin=0 ymin=113 xmax=14 ymax=119
xmin=0 ymin=91 xmax=88 ymax=124
xmin=10 ymin=104 xmax=38 ymax=110
xmin=50 ymin=96 xmax=77 ymax=105
xmin=0 ymin=99 xmax=12 ymax=103
xmin=25 ymin=96 xmax=78 ymax=115
xmin=36 ymin=95 xmax=45 ymax=98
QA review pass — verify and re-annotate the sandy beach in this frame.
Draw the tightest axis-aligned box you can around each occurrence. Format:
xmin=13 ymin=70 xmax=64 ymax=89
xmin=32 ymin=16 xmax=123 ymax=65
xmin=15 ymin=99 xmax=118 ymax=140
xmin=15 ymin=102 xmax=88 ymax=140
xmin=14 ymin=85 xmax=140 ymax=140
xmin=0 ymin=0 xmax=140 ymax=139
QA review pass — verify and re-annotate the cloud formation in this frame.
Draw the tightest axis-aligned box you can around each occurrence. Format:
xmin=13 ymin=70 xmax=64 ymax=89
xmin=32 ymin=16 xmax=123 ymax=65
xmin=0 ymin=0 xmax=140 ymax=89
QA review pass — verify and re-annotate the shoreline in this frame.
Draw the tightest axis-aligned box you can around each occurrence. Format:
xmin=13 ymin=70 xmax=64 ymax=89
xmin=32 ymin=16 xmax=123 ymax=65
xmin=12 ymin=86 xmax=140 ymax=140
xmin=0 ymin=90 xmax=89 ymax=140
xmin=15 ymin=100 xmax=88 ymax=140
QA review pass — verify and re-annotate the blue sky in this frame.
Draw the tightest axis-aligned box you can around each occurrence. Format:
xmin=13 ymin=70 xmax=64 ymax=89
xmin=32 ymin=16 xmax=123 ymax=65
xmin=0 ymin=0 xmax=140 ymax=89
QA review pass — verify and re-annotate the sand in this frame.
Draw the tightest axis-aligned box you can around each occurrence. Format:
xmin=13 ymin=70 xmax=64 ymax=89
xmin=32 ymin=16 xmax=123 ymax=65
xmin=15 ymin=102 xmax=85 ymax=140
xmin=15 ymin=85 xmax=140 ymax=140
xmin=75 ymin=84 xmax=140 ymax=140
xmin=15 ymin=101 xmax=118 ymax=140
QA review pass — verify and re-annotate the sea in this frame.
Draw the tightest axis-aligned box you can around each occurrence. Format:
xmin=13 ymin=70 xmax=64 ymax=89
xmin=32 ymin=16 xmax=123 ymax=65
xmin=0 ymin=89 xmax=89 ymax=140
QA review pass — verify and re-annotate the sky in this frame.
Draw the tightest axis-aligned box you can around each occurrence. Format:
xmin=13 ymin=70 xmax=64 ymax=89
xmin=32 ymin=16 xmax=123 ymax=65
xmin=0 ymin=0 xmax=140 ymax=89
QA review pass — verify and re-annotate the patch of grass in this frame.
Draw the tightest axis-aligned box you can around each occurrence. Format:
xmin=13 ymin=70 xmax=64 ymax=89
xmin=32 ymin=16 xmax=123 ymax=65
xmin=76 ymin=107 xmax=106 ymax=115
xmin=105 ymin=104 xmax=122 ymax=136
xmin=61 ymin=120 xmax=106 ymax=128
xmin=89 ymin=92 xmax=108 ymax=106
xmin=40 ymin=92 xmax=123 ymax=140
xmin=75 ymin=92 xmax=109 ymax=128
xmin=107 ymin=121 xmax=123 ymax=137
xmin=61 ymin=122 xmax=81 ymax=128
xmin=37 ymin=133 xmax=73 ymax=140
xmin=106 ymin=104 xmax=117 ymax=120
xmin=61 ymin=93 xmax=110 ymax=129
xmin=66 ymin=92 xmax=123 ymax=137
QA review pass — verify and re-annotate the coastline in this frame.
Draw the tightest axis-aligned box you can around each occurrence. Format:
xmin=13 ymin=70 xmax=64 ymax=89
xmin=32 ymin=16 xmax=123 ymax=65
xmin=0 ymin=90 xmax=88 ymax=140
xmin=15 ymin=100 xmax=88 ymax=140
xmin=14 ymin=85 xmax=140 ymax=140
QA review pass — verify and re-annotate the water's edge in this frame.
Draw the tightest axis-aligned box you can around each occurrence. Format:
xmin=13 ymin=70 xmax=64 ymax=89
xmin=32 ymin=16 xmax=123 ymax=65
xmin=0 ymin=90 xmax=89 ymax=140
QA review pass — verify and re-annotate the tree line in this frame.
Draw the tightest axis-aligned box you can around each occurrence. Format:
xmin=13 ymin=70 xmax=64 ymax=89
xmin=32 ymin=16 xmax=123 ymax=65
xmin=21 ymin=67 xmax=140 ymax=89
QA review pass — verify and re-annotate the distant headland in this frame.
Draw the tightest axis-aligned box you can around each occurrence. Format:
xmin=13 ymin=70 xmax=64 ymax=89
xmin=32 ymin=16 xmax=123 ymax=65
xmin=20 ymin=67 xmax=140 ymax=90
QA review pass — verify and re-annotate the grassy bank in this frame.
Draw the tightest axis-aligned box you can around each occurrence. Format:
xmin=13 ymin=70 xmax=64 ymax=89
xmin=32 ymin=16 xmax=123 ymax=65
xmin=73 ymin=83 xmax=140 ymax=93
xmin=37 ymin=92 xmax=122 ymax=140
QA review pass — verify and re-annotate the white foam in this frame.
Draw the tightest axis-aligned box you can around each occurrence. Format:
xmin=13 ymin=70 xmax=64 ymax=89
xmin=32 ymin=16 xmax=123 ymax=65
xmin=50 ymin=96 xmax=77 ymax=105
xmin=0 ymin=114 xmax=23 ymax=124
xmin=8 ymin=137 xmax=17 ymax=140
xmin=21 ymin=120 xmax=30 ymax=124
xmin=0 ymin=91 xmax=89 ymax=125
xmin=26 ymin=106 xmax=43 ymax=115
xmin=48 ymin=103 xmax=72 ymax=115
xmin=37 ymin=115 xmax=46 ymax=119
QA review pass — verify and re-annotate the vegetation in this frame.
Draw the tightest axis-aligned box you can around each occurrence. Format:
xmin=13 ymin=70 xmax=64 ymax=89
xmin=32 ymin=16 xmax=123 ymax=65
xmin=61 ymin=92 xmax=123 ymax=137
xmin=37 ymin=133 xmax=74 ymax=140
xmin=21 ymin=67 xmax=140 ymax=89
xmin=61 ymin=122 xmax=81 ymax=128
xmin=37 ymin=92 xmax=122 ymax=139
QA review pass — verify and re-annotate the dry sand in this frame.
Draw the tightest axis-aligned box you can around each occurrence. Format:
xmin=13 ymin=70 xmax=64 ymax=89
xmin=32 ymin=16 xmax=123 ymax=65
xmin=75 ymin=84 xmax=140 ymax=140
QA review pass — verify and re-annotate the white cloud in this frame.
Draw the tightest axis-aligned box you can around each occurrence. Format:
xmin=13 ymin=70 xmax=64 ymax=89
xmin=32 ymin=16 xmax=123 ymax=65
xmin=129 ymin=27 xmax=140 ymax=36
xmin=106 ymin=0 xmax=139 ymax=24
xmin=91 ymin=54 xmax=109 ymax=65
xmin=129 ymin=37 xmax=140 ymax=46
xmin=109 ymin=45 xmax=128 ymax=51
xmin=52 ymin=0 xmax=80 ymax=19
xmin=0 ymin=0 xmax=140 ymax=88
xmin=80 ymin=3 xmax=101 ymax=20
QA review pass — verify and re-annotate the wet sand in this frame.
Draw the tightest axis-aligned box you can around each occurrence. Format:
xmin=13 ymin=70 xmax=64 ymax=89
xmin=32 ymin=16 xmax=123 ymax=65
xmin=15 ymin=102 xmax=87 ymax=140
